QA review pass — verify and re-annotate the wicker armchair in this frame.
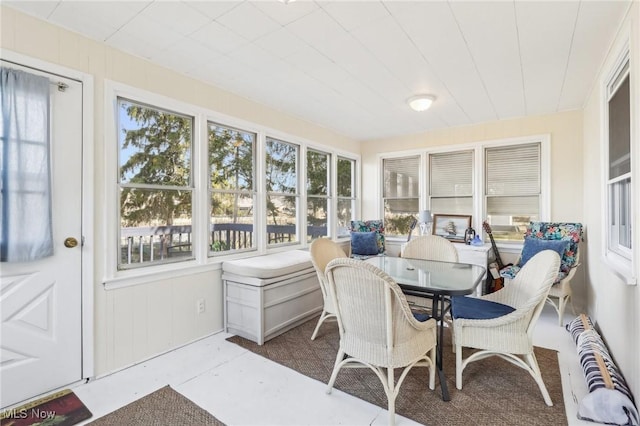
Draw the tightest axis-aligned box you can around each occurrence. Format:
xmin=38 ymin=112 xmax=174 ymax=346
xmin=325 ymin=258 xmax=437 ymax=426
xmin=309 ymin=238 xmax=348 ymax=340
xmin=499 ymin=222 xmax=583 ymax=325
xmin=452 ymin=250 xmax=561 ymax=406
xmin=402 ymin=235 xmax=459 ymax=310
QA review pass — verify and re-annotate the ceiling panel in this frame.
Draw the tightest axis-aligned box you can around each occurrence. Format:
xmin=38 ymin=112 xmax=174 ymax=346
xmin=187 ymin=1 xmax=240 ymax=20
xmin=215 ymin=2 xmax=280 ymax=42
xmin=50 ymin=1 xmax=151 ymax=42
xmin=3 ymin=1 xmax=59 ymax=20
xmin=3 ymin=0 xmax=630 ymax=142
xmin=189 ymin=21 xmax=249 ymax=55
xmin=516 ymin=1 xmax=580 ymax=115
xmin=253 ymin=27 xmax=306 ymax=59
xmin=108 ymin=13 xmax=183 ymax=59
xmin=450 ymin=1 xmax=526 ymax=119
xmin=251 ymin=0 xmax=319 ymax=26
xmin=319 ymin=1 xmax=390 ymax=32
xmin=558 ymin=1 xmax=632 ymax=110
xmin=150 ymin=37 xmax=219 ymax=75
xmin=389 ymin=2 xmax=498 ymax=124
xmin=142 ymin=1 xmax=210 ymax=37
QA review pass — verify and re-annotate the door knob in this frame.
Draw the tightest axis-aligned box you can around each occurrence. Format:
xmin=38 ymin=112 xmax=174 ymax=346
xmin=64 ymin=237 xmax=78 ymax=248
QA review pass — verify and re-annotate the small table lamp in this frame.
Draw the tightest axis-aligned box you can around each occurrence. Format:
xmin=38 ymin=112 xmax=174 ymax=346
xmin=419 ymin=210 xmax=432 ymax=235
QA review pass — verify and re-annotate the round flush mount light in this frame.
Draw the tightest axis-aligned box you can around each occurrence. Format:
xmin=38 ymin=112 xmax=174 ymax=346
xmin=407 ymin=94 xmax=436 ymax=112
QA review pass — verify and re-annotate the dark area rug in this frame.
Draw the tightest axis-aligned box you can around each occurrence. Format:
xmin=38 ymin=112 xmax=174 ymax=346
xmin=87 ymin=385 xmax=225 ymax=426
xmin=227 ymin=318 xmax=567 ymax=426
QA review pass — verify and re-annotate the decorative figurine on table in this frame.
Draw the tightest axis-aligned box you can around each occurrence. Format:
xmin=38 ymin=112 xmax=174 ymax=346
xmin=464 ymin=226 xmax=476 ymax=245
xmin=471 ymin=235 xmax=483 ymax=246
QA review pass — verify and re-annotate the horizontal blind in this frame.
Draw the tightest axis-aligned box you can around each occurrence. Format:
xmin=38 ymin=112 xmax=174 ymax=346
xmin=430 ymin=150 xmax=473 ymax=196
xmin=485 ymin=143 xmax=540 ymax=195
xmin=383 ymin=156 xmax=420 ymax=198
xmin=385 ymin=198 xmax=419 ymax=214
xmin=487 ymin=196 xmax=539 ymax=215
xmin=431 ymin=197 xmax=473 ymax=215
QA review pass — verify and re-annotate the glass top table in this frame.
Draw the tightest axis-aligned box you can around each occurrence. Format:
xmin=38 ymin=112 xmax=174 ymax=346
xmin=365 ymin=256 xmax=486 ymax=296
xmin=365 ymin=256 xmax=486 ymax=401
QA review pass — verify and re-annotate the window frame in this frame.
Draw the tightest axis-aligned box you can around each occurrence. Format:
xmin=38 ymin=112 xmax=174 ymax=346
xmin=601 ymin=38 xmax=637 ymax=285
xmin=103 ymin=81 xmax=360 ymax=288
xmin=381 ymin=155 xmax=421 ymax=238
xmin=265 ymin=136 xmax=301 ymax=248
xmin=207 ymin=120 xmax=257 ymax=257
xmin=378 ymin=135 xmax=550 ymax=247
xmin=336 ymin=155 xmax=357 ymax=239
xmin=306 ymin=147 xmax=332 ymax=242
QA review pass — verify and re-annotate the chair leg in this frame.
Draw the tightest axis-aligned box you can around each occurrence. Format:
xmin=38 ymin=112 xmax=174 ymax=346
xmin=455 ymin=344 xmax=463 ymax=390
xmin=326 ymin=349 xmax=344 ymax=394
xmin=524 ymin=353 xmax=553 ymax=406
xmin=311 ymin=310 xmax=328 ymax=340
xmin=429 ymin=347 xmax=436 ymax=390
xmin=557 ymin=296 xmax=566 ymax=326
xmin=387 ymin=367 xmax=396 ymax=426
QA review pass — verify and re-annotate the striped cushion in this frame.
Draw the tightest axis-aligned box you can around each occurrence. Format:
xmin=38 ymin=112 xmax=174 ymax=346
xmin=566 ymin=313 xmax=595 ymax=344
xmin=568 ymin=315 xmax=639 ymax=425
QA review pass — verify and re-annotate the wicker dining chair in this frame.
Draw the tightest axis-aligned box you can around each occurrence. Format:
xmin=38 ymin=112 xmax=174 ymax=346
xmin=325 ymin=258 xmax=437 ymax=426
xmin=309 ymin=238 xmax=348 ymax=340
xmin=451 ymin=250 xmax=561 ymax=406
xmin=402 ymin=235 xmax=459 ymax=311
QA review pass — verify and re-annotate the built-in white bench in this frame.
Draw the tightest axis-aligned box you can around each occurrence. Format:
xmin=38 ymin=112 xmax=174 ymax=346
xmin=222 ymin=250 xmax=322 ymax=345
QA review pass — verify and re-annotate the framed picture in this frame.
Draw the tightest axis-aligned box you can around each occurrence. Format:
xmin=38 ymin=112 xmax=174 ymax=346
xmin=432 ymin=214 xmax=472 ymax=243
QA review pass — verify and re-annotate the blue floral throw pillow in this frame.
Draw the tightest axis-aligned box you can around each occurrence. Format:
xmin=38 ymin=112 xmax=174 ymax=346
xmin=351 ymin=231 xmax=379 ymax=256
xmin=520 ymin=237 xmax=569 ymax=267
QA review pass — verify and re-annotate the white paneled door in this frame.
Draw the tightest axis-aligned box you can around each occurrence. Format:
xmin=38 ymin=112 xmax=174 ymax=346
xmin=1 ymin=61 xmax=84 ymax=408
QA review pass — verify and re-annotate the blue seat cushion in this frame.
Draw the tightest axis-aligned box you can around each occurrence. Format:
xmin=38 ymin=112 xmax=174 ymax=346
xmin=451 ymin=296 xmax=515 ymax=320
xmin=350 ymin=231 xmax=379 ymax=256
xmin=412 ymin=311 xmax=431 ymax=322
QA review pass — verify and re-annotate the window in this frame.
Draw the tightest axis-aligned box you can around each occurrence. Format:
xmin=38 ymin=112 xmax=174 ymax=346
xmin=106 ymin=82 xmax=359 ymax=282
xmin=606 ymin=57 xmax=632 ymax=259
xmin=383 ymin=156 xmax=419 ymax=237
xmin=379 ymin=136 xmax=548 ymax=244
xmin=429 ymin=150 xmax=473 ymax=215
xmin=306 ymin=149 xmax=330 ymax=242
xmin=208 ymin=122 xmax=256 ymax=254
xmin=485 ymin=143 xmax=541 ymax=241
xmin=265 ymin=137 xmax=299 ymax=246
xmin=118 ymin=98 xmax=193 ymax=269
xmin=337 ymin=156 xmax=356 ymax=237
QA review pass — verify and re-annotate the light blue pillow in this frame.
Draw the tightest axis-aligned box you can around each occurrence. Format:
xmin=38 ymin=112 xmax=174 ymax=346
xmin=520 ymin=237 xmax=568 ymax=267
xmin=351 ymin=231 xmax=379 ymax=256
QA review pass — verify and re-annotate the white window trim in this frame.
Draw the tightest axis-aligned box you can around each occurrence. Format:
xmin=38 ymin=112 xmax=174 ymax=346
xmin=377 ymin=134 xmax=550 ymax=247
xmin=103 ymin=80 xmax=360 ymax=289
xmin=600 ymin=25 xmax=637 ymax=286
xmin=335 ymin=155 xmax=358 ymax=239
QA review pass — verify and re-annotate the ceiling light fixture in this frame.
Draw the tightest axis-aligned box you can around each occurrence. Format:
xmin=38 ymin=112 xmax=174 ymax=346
xmin=407 ymin=94 xmax=436 ymax=112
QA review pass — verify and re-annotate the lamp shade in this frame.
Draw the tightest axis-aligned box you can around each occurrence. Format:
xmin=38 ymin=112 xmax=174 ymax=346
xmin=419 ymin=210 xmax=431 ymax=223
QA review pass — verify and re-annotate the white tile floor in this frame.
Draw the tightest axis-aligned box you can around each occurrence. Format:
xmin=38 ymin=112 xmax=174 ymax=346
xmin=73 ymin=305 xmax=591 ymax=426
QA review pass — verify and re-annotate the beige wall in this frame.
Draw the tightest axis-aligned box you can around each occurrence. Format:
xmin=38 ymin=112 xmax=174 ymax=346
xmin=1 ymin=6 xmax=359 ymax=376
xmin=581 ymin=1 xmax=639 ymax=400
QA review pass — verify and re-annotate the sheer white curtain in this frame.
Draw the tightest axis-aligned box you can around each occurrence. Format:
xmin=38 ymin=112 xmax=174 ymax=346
xmin=1 ymin=66 xmax=53 ymax=262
